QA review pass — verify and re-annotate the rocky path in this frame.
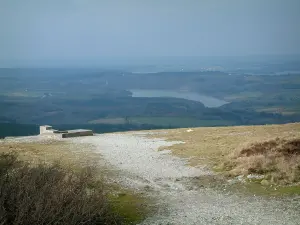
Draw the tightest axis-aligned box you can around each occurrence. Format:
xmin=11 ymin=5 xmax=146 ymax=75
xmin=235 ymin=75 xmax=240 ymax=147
xmin=71 ymin=132 xmax=300 ymax=225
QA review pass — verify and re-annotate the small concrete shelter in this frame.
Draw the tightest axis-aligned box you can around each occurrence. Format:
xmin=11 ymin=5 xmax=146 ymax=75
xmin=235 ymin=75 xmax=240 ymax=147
xmin=39 ymin=125 xmax=93 ymax=138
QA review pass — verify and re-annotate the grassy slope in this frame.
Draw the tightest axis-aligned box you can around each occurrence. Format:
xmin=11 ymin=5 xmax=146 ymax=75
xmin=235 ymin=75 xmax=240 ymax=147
xmin=2 ymin=122 xmax=299 ymax=197
xmin=150 ymin=123 xmax=300 ymax=166
xmin=147 ymin=123 xmax=300 ymax=193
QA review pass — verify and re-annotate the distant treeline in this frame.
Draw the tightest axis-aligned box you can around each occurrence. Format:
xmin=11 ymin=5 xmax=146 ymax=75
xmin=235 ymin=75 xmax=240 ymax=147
xmin=55 ymin=123 xmax=167 ymax=133
xmin=0 ymin=123 xmax=167 ymax=139
xmin=1 ymin=113 xmax=300 ymax=138
xmin=0 ymin=123 xmax=39 ymax=138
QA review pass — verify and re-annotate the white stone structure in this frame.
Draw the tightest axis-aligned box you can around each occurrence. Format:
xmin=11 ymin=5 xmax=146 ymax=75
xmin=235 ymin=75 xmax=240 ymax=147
xmin=39 ymin=125 xmax=93 ymax=138
xmin=39 ymin=125 xmax=58 ymax=134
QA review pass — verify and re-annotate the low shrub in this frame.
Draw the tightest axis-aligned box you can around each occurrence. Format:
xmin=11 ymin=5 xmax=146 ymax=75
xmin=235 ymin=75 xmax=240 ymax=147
xmin=0 ymin=153 xmax=123 ymax=225
xmin=222 ymin=137 xmax=300 ymax=184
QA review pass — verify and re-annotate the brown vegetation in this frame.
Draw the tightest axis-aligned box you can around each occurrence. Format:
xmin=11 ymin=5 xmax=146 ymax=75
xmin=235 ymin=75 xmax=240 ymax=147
xmin=222 ymin=137 xmax=300 ymax=184
xmin=0 ymin=152 xmax=124 ymax=225
xmin=0 ymin=140 xmax=101 ymax=170
xmin=147 ymin=123 xmax=300 ymax=185
xmin=0 ymin=139 xmax=149 ymax=224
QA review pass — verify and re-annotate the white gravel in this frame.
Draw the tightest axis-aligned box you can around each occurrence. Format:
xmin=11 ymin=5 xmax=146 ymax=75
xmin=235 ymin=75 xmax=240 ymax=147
xmin=67 ymin=133 xmax=300 ymax=224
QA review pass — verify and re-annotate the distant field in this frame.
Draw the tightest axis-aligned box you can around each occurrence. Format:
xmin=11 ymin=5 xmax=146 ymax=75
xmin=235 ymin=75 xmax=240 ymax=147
xmin=224 ymin=91 xmax=263 ymax=101
xmin=256 ymin=107 xmax=299 ymax=115
xmin=0 ymin=90 xmax=69 ymax=99
xmin=0 ymin=91 xmax=41 ymax=98
xmin=89 ymin=117 xmax=127 ymax=125
xmin=129 ymin=116 xmax=235 ymax=127
xmin=89 ymin=116 xmax=236 ymax=127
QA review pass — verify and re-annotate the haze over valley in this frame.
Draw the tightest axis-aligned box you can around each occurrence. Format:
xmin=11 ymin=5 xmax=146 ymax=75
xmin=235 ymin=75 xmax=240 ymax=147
xmin=1 ymin=56 xmax=300 ymax=137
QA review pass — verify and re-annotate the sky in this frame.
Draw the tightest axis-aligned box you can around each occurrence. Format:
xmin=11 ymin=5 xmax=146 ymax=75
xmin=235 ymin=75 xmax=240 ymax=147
xmin=0 ymin=0 xmax=300 ymax=66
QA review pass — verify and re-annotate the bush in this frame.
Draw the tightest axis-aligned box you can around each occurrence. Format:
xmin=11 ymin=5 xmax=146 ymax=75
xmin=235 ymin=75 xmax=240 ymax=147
xmin=0 ymin=153 xmax=123 ymax=225
xmin=222 ymin=137 xmax=300 ymax=184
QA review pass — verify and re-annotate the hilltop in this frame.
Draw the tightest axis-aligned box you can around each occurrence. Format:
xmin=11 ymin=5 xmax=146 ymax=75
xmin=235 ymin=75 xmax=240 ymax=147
xmin=1 ymin=122 xmax=300 ymax=224
xmin=147 ymin=123 xmax=300 ymax=185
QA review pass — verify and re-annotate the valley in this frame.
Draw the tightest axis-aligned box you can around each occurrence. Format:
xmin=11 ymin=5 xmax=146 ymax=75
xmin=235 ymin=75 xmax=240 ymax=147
xmin=1 ymin=60 xmax=300 ymax=138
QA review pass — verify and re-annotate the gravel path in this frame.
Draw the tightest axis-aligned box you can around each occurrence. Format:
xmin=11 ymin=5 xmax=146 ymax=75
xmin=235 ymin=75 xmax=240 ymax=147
xmin=71 ymin=133 xmax=300 ymax=225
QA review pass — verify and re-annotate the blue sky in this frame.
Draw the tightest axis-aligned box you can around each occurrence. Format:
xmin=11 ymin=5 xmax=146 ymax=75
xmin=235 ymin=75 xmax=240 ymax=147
xmin=0 ymin=0 xmax=300 ymax=66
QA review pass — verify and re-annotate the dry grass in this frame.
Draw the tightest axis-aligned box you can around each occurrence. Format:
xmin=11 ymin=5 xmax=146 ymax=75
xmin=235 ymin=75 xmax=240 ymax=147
xmin=148 ymin=123 xmax=300 ymax=184
xmin=0 ymin=139 xmax=148 ymax=224
xmin=222 ymin=137 xmax=300 ymax=184
xmin=0 ymin=139 xmax=101 ymax=170
xmin=0 ymin=152 xmax=122 ymax=225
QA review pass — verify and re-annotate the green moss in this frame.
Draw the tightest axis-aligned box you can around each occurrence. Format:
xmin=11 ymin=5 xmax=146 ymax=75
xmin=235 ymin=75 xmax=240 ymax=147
xmin=274 ymin=185 xmax=300 ymax=196
xmin=86 ymin=178 xmax=151 ymax=225
xmin=210 ymin=166 xmax=300 ymax=197
xmin=109 ymin=190 xmax=150 ymax=224
xmin=227 ymin=181 xmax=300 ymax=197
xmin=102 ymin=181 xmax=152 ymax=224
xmin=212 ymin=165 xmax=224 ymax=173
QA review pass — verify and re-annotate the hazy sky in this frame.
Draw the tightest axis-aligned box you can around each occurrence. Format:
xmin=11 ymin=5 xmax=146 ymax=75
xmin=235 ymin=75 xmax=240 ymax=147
xmin=1 ymin=0 xmax=300 ymax=66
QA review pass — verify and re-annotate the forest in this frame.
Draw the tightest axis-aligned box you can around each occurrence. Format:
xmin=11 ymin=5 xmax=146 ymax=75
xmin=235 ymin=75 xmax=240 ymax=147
xmin=1 ymin=62 xmax=300 ymax=138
